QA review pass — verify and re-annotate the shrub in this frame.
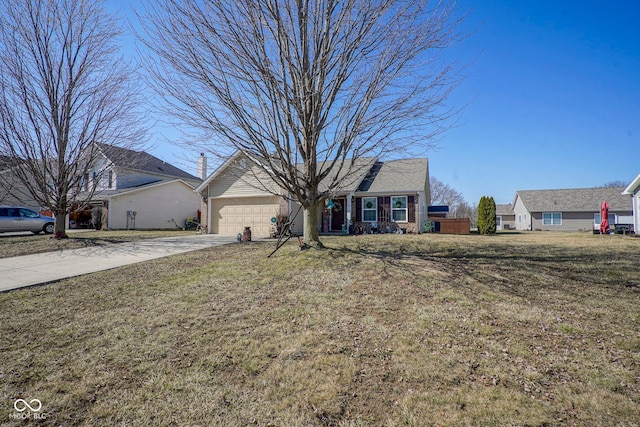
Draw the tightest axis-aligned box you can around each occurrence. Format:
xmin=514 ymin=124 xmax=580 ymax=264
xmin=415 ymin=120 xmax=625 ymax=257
xmin=477 ymin=196 xmax=497 ymax=234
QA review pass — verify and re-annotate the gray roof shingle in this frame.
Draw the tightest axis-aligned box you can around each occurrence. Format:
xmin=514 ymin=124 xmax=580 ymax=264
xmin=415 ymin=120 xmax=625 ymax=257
xmin=99 ymin=144 xmax=199 ymax=181
xmin=496 ymin=204 xmax=514 ymax=215
xmin=358 ymin=158 xmax=428 ymax=193
xmin=515 ymin=187 xmax=631 ymax=212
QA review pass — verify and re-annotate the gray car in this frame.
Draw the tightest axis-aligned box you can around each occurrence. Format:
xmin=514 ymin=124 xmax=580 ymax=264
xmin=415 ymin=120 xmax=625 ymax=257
xmin=0 ymin=206 xmax=55 ymax=234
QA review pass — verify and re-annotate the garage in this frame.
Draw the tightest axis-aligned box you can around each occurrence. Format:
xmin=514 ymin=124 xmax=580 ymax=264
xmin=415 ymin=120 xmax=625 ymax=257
xmin=210 ymin=196 xmax=283 ymax=238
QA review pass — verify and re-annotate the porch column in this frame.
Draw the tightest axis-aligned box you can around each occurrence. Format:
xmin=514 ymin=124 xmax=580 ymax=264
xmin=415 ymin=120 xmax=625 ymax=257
xmin=346 ymin=192 xmax=353 ymax=228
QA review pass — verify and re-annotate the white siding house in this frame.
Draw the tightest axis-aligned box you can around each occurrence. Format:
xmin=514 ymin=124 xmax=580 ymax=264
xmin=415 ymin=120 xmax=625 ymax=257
xmin=622 ymin=173 xmax=640 ymax=234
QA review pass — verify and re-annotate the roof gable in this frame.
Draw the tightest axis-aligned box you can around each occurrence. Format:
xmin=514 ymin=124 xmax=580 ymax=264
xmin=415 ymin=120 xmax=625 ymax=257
xmin=623 ymin=173 xmax=640 ymax=195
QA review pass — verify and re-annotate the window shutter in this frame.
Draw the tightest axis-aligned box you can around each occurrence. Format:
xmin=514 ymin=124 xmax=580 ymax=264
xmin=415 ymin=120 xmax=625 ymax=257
xmin=355 ymin=198 xmax=362 ymax=221
xmin=408 ymin=195 xmax=416 ymax=222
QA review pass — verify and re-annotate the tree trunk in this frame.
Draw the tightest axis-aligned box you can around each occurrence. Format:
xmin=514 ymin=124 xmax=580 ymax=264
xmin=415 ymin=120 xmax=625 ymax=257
xmin=54 ymin=212 xmax=68 ymax=239
xmin=303 ymin=200 xmax=323 ymax=248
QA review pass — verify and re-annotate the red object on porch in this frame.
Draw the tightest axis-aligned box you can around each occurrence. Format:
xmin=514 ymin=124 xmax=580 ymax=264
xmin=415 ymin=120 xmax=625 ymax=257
xmin=599 ymin=201 xmax=609 ymax=234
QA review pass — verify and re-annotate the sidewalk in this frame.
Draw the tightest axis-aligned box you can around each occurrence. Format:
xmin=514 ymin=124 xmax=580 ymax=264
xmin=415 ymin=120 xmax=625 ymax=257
xmin=0 ymin=234 xmax=237 ymax=292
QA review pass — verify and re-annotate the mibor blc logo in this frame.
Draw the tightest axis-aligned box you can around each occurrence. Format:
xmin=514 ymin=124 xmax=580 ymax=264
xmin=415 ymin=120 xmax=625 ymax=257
xmin=10 ymin=398 xmax=47 ymax=420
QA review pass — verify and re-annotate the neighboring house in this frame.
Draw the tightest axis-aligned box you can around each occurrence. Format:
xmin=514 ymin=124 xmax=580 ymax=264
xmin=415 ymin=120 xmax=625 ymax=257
xmin=195 ymin=153 xmax=430 ymax=238
xmin=622 ymin=173 xmax=640 ymax=234
xmin=512 ymin=187 xmax=632 ymax=232
xmin=74 ymin=145 xmax=203 ymax=230
xmin=495 ymin=204 xmax=515 ymax=231
xmin=0 ymin=156 xmax=42 ymax=209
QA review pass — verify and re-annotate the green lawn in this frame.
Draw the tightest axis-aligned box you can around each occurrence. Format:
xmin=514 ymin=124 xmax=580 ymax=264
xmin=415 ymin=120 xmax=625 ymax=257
xmin=1 ymin=232 xmax=638 ymax=426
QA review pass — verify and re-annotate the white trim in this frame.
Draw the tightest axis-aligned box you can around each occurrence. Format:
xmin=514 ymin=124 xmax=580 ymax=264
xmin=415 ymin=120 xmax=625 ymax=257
xmin=362 ymin=197 xmax=377 ymax=222
xmin=542 ymin=212 xmax=562 ymax=226
xmin=346 ymin=192 xmax=353 ymax=226
xmin=391 ymin=196 xmax=409 ymax=222
xmin=635 ymin=194 xmax=640 ymax=233
xmin=622 ymin=173 xmax=640 ymax=195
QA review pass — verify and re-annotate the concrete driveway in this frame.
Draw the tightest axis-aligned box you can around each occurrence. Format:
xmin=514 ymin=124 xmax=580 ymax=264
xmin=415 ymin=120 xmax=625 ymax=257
xmin=0 ymin=234 xmax=238 ymax=292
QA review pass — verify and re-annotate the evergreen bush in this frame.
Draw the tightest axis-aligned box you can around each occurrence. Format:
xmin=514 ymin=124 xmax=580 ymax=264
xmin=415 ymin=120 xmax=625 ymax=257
xmin=477 ymin=196 xmax=497 ymax=234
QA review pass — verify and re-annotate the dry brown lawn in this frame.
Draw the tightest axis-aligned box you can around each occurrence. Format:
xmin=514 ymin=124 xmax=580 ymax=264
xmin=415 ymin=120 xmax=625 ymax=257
xmin=0 ymin=229 xmax=194 ymax=259
xmin=1 ymin=232 xmax=638 ymax=426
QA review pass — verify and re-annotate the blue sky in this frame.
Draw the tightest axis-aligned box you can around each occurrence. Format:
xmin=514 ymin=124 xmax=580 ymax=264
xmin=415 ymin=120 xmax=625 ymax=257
xmin=113 ymin=1 xmax=640 ymax=205
xmin=430 ymin=0 xmax=640 ymax=204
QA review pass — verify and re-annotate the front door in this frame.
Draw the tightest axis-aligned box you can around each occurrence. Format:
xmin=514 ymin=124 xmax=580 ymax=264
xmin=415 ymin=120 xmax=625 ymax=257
xmin=330 ymin=198 xmax=346 ymax=231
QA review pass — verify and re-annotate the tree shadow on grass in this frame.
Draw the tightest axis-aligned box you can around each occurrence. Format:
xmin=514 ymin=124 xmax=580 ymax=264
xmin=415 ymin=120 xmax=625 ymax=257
xmin=325 ymin=239 xmax=640 ymax=302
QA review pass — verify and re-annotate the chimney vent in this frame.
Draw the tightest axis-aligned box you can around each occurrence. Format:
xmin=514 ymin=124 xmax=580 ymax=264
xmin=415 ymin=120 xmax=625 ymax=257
xmin=197 ymin=153 xmax=207 ymax=180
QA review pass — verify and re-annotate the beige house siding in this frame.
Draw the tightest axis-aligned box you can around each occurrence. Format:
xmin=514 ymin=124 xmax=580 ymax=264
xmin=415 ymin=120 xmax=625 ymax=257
xmin=205 ymin=155 xmax=304 ymax=237
xmin=424 ymin=161 xmax=431 ymax=208
xmin=512 ymin=196 xmax=530 ymax=231
xmin=521 ymin=209 xmax=632 ymax=232
xmin=530 ymin=211 xmax=595 ymax=232
xmin=288 ymin=200 xmax=305 ymax=235
xmin=209 ymin=160 xmax=280 ymax=198
xmin=199 ymin=153 xmax=430 ymax=236
xmin=108 ymin=181 xmax=200 ymax=229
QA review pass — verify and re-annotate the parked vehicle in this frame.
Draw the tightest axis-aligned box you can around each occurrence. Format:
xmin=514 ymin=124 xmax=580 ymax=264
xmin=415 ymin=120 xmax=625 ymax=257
xmin=0 ymin=206 xmax=55 ymax=234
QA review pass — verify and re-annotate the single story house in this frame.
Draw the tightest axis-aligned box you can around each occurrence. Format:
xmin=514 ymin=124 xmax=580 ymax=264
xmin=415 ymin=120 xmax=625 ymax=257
xmin=495 ymin=204 xmax=515 ymax=230
xmin=195 ymin=153 xmax=430 ymax=238
xmin=512 ymin=187 xmax=632 ymax=232
xmin=74 ymin=145 xmax=203 ymax=230
xmin=622 ymin=173 xmax=640 ymax=233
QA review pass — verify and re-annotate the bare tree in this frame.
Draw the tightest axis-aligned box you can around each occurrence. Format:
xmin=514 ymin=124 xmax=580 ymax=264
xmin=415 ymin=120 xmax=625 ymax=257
xmin=599 ymin=181 xmax=628 ymax=188
xmin=142 ymin=0 xmax=463 ymax=247
xmin=455 ymin=200 xmax=477 ymax=227
xmin=0 ymin=0 xmax=145 ymax=237
xmin=429 ymin=176 xmax=465 ymax=215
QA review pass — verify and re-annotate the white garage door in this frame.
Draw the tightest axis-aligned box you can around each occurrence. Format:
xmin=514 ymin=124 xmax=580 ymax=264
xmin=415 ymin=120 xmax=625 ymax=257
xmin=211 ymin=196 xmax=282 ymax=238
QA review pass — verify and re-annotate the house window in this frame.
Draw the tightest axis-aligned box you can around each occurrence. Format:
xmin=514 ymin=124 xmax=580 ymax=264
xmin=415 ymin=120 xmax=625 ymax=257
xmin=594 ymin=213 xmax=615 ymax=225
xmin=81 ymin=173 xmax=89 ymax=191
xmin=108 ymin=170 xmax=113 ymax=189
xmin=362 ymin=197 xmax=377 ymax=222
xmin=543 ymin=212 xmax=562 ymax=225
xmin=391 ymin=196 xmax=408 ymax=222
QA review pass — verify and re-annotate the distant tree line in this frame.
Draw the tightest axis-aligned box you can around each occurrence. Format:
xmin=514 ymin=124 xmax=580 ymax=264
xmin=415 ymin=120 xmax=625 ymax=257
xmin=429 ymin=177 xmax=478 ymax=227
xmin=598 ymin=181 xmax=629 ymax=188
